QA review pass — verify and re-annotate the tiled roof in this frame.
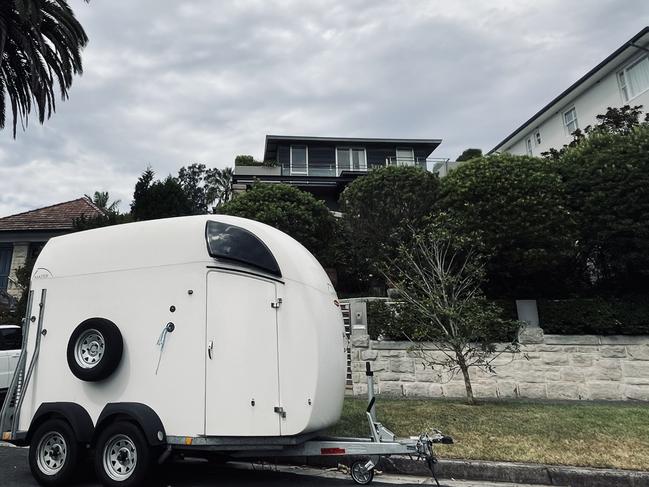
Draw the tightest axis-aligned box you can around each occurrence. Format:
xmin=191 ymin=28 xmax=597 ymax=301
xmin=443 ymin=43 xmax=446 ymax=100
xmin=0 ymin=197 xmax=105 ymax=232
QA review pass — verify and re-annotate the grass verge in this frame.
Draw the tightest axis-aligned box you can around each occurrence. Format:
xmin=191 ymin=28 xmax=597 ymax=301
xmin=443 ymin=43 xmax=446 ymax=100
xmin=328 ymin=397 xmax=649 ymax=470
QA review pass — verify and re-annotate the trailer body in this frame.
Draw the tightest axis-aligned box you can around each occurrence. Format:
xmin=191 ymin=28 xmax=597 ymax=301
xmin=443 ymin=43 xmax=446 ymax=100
xmin=10 ymin=215 xmax=346 ymax=440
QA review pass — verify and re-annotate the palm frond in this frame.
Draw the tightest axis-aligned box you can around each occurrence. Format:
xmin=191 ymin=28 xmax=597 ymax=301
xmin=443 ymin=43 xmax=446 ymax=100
xmin=0 ymin=0 xmax=88 ymax=136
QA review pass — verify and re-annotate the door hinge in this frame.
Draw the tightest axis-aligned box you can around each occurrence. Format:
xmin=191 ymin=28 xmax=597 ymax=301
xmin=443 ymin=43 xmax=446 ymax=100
xmin=271 ymin=298 xmax=282 ymax=309
xmin=274 ymin=406 xmax=286 ymax=418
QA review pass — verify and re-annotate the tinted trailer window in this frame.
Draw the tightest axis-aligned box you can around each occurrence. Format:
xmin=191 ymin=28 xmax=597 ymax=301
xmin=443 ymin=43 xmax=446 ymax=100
xmin=206 ymin=221 xmax=281 ymax=277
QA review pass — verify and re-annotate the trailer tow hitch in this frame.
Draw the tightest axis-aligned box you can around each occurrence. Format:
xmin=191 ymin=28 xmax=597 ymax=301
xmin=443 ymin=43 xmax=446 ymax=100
xmin=416 ymin=431 xmax=453 ymax=487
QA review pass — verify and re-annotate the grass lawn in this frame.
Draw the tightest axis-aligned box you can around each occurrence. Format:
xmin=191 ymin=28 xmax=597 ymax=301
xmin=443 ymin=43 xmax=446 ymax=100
xmin=328 ymin=397 xmax=649 ymax=471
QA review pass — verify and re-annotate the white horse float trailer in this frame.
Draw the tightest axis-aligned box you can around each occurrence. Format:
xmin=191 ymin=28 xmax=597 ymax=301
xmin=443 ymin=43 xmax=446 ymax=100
xmin=0 ymin=215 xmax=452 ymax=486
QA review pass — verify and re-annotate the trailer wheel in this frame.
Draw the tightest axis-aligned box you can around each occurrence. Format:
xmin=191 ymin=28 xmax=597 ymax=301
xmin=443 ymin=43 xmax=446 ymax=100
xmin=350 ymin=459 xmax=375 ymax=485
xmin=29 ymin=418 xmax=81 ymax=486
xmin=95 ymin=421 xmax=154 ymax=487
xmin=67 ymin=318 xmax=123 ymax=382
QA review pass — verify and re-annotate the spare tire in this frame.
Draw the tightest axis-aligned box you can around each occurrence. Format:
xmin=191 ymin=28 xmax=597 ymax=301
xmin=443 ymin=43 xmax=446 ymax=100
xmin=67 ymin=318 xmax=123 ymax=382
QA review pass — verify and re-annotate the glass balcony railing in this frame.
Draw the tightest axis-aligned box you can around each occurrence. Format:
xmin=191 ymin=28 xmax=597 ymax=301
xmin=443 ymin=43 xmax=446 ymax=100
xmin=385 ymin=156 xmax=428 ymax=169
xmin=277 ymin=157 xmax=450 ymax=176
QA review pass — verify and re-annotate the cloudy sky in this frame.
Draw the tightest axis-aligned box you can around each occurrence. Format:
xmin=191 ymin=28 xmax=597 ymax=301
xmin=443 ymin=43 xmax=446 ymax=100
xmin=1 ymin=0 xmax=648 ymax=216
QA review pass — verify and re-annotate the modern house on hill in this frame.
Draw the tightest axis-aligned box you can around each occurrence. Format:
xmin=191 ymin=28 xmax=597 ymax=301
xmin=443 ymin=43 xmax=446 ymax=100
xmin=232 ymin=135 xmax=444 ymax=209
xmin=0 ymin=197 xmax=104 ymax=299
xmin=492 ymin=26 xmax=649 ymax=156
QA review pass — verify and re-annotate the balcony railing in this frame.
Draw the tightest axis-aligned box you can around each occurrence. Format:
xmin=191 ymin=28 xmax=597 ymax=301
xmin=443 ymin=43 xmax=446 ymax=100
xmin=249 ymin=157 xmax=452 ymax=177
xmin=385 ymin=156 xmax=428 ymax=170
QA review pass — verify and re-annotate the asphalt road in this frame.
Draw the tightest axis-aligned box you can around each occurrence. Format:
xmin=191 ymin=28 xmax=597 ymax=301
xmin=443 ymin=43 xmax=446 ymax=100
xmin=0 ymin=445 xmax=553 ymax=487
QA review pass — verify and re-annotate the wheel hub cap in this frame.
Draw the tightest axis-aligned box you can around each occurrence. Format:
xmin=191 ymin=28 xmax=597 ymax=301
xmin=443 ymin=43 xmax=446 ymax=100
xmin=103 ymin=434 xmax=138 ymax=481
xmin=74 ymin=329 xmax=106 ymax=368
xmin=37 ymin=432 xmax=67 ymax=476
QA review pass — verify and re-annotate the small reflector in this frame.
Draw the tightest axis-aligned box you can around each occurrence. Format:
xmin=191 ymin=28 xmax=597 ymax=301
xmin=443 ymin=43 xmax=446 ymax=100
xmin=184 ymin=437 xmax=193 ymax=445
xmin=2 ymin=432 xmax=11 ymax=441
xmin=321 ymin=447 xmax=345 ymax=455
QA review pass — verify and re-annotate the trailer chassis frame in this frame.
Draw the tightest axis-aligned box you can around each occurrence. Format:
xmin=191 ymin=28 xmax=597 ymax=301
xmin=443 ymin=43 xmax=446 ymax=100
xmin=167 ymin=366 xmax=454 ymax=485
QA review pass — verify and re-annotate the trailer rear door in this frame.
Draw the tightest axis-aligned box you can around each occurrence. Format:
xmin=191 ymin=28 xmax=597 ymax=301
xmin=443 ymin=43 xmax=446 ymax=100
xmin=205 ymin=270 xmax=280 ymax=436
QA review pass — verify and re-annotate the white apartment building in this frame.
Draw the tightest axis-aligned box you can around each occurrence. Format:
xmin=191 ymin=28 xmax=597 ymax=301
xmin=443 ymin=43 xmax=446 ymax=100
xmin=492 ymin=27 xmax=649 ymax=156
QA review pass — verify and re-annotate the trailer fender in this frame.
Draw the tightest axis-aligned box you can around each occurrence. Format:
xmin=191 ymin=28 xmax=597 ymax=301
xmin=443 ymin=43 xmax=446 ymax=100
xmin=96 ymin=403 xmax=166 ymax=447
xmin=27 ymin=402 xmax=94 ymax=445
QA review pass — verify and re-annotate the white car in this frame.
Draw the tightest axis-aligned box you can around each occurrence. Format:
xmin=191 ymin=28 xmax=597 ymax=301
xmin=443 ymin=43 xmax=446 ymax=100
xmin=0 ymin=325 xmax=21 ymax=392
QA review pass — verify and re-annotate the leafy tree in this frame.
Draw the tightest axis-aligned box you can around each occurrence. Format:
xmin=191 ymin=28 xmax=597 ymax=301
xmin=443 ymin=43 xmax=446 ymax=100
xmin=386 ymin=231 xmax=520 ymax=404
xmin=590 ymin=104 xmax=647 ymax=135
xmin=436 ymin=153 xmax=577 ymax=298
xmin=73 ymin=211 xmax=132 ymax=231
xmin=339 ymin=166 xmax=441 ymax=275
xmin=130 ymin=168 xmax=193 ymax=221
xmin=178 ymin=163 xmax=209 ymax=214
xmin=218 ymin=183 xmax=337 ymax=266
xmin=558 ymin=124 xmax=649 ymax=293
xmin=0 ymin=253 xmax=37 ymax=325
xmin=176 ymin=163 xmax=234 ymax=212
xmin=456 ymin=148 xmax=483 ymax=162
xmin=542 ymin=105 xmax=648 ymax=160
xmin=0 ymin=0 xmax=89 ymax=135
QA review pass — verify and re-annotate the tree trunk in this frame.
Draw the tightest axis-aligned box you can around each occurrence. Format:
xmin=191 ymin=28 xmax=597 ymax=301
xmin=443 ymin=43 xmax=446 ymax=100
xmin=457 ymin=354 xmax=475 ymax=405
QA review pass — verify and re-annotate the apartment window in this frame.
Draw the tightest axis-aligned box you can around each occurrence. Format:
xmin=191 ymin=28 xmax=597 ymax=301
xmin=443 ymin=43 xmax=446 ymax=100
xmin=526 ymin=137 xmax=533 ymax=156
xmin=618 ymin=55 xmax=649 ymax=102
xmin=535 ymin=131 xmax=542 ymax=145
xmin=564 ymin=107 xmax=578 ymax=134
xmin=336 ymin=148 xmax=366 ymax=173
xmin=290 ymin=145 xmax=308 ymax=175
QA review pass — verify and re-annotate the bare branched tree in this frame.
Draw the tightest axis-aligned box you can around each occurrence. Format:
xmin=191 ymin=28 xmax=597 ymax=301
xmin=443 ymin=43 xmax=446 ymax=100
xmin=385 ymin=233 xmax=521 ymax=404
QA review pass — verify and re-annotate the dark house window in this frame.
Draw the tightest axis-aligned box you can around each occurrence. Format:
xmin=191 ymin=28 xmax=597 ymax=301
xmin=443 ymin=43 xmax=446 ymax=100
xmin=0 ymin=245 xmax=12 ymax=291
xmin=290 ymin=145 xmax=308 ymax=175
xmin=206 ymin=221 xmax=281 ymax=277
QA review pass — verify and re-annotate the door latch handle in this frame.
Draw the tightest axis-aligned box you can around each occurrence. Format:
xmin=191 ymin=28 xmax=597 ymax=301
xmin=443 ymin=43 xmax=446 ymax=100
xmin=208 ymin=340 xmax=214 ymax=360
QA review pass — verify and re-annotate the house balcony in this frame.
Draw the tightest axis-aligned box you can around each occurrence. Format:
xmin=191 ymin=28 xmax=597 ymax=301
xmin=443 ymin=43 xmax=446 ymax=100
xmin=234 ymin=157 xmax=452 ymax=178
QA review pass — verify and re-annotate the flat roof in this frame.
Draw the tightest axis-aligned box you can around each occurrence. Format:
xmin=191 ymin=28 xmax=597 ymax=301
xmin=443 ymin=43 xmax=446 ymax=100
xmin=490 ymin=26 xmax=649 ymax=153
xmin=264 ymin=135 xmax=442 ymax=161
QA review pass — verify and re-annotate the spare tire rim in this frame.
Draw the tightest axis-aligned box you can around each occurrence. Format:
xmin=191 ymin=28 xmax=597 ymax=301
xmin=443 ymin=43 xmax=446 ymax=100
xmin=103 ymin=434 xmax=138 ymax=481
xmin=37 ymin=431 xmax=67 ymax=475
xmin=74 ymin=328 xmax=105 ymax=368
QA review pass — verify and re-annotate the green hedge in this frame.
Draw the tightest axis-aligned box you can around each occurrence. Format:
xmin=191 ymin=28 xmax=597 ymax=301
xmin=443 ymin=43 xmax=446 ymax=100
xmin=366 ymin=299 xmax=416 ymax=341
xmin=366 ymin=299 xmax=519 ymax=341
xmin=538 ymin=297 xmax=649 ymax=335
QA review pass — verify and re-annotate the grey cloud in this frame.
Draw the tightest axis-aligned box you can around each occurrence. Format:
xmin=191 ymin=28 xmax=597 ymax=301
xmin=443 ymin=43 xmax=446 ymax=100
xmin=1 ymin=0 xmax=648 ymax=215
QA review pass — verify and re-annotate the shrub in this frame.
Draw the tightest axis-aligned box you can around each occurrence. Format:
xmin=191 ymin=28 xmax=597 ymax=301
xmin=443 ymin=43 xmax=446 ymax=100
xmin=366 ymin=300 xmax=393 ymax=340
xmin=234 ymin=155 xmax=277 ymax=167
xmin=366 ymin=299 xmax=519 ymax=342
xmin=538 ymin=297 xmax=649 ymax=335
xmin=218 ymin=183 xmax=337 ymax=266
xmin=435 ymin=153 xmax=578 ymax=298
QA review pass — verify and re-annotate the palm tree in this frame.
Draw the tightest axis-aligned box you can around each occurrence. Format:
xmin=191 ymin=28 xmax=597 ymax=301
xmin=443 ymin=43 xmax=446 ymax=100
xmin=0 ymin=0 xmax=88 ymax=136
xmin=205 ymin=167 xmax=234 ymax=210
xmin=86 ymin=191 xmax=121 ymax=214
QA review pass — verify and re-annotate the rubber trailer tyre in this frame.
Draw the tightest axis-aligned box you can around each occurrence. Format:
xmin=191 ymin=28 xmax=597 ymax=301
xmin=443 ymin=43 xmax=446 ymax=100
xmin=67 ymin=318 xmax=123 ymax=382
xmin=94 ymin=421 xmax=155 ymax=487
xmin=350 ymin=459 xmax=375 ymax=485
xmin=29 ymin=418 xmax=81 ymax=486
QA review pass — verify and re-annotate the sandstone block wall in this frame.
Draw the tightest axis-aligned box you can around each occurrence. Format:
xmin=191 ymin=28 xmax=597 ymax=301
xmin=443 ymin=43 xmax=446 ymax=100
xmin=350 ymin=334 xmax=649 ymax=401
